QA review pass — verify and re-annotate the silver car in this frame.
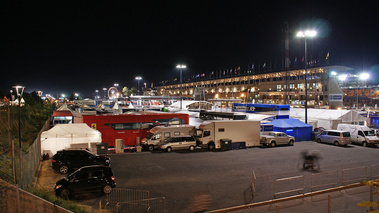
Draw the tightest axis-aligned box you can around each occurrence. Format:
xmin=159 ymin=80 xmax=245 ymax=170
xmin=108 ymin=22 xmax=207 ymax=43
xmin=316 ymin=130 xmax=351 ymax=146
xmin=159 ymin=135 xmax=197 ymax=152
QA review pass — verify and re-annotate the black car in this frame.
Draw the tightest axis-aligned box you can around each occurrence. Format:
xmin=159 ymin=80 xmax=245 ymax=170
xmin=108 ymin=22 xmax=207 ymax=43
xmin=54 ymin=165 xmax=116 ymax=199
xmin=52 ymin=149 xmax=110 ymax=174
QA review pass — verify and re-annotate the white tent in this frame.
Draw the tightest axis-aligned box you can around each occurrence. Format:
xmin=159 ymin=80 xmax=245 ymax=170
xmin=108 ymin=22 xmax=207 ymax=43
xmin=290 ymin=108 xmax=368 ymax=130
xmin=41 ymin=123 xmax=102 ymax=156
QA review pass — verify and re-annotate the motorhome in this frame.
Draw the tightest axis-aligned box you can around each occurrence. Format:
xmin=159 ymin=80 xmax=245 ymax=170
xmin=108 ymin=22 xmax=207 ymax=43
xmin=142 ymin=125 xmax=196 ymax=151
xmin=336 ymin=124 xmax=379 ymax=147
xmin=197 ymin=120 xmax=261 ymax=150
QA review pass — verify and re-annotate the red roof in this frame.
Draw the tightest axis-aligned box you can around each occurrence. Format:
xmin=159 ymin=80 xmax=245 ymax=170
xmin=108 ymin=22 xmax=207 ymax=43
xmin=53 ymin=110 xmax=73 ymax=117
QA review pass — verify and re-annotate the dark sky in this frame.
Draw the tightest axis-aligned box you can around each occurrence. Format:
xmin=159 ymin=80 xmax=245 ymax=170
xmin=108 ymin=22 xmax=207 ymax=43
xmin=2 ymin=1 xmax=379 ymax=98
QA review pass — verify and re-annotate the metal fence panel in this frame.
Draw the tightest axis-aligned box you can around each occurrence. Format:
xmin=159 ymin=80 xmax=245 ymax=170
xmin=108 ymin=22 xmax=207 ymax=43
xmin=116 ymin=197 xmax=166 ymax=213
xmin=106 ymin=188 xmax=150 ymax=204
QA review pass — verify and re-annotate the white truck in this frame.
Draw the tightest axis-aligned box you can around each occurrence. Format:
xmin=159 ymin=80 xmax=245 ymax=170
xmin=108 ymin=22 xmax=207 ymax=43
xmin=337 ymin=124 xmax=379 ymax=147
xmin=197 ymin=120 xmax=261 ymax=150
xmin=141 ymin=125 xmax=196 ymax=151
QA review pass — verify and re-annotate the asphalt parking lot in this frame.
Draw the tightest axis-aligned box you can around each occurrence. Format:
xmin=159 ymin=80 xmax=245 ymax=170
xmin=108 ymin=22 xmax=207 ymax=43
xmin=42 ymin=141 xmax=379 ymax=212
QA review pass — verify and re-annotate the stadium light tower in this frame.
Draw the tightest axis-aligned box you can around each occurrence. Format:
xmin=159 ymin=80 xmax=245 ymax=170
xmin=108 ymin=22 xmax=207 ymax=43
xmin=297 ymin=30 xmax=317 ymax=124
xmin=135 ymin=76 xmax=142 ymax=95
xmin=176 ymin=64 xmax=186 ymax=110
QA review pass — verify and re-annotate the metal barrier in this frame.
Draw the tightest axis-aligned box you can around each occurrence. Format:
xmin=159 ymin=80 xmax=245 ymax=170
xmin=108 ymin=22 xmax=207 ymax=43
xmin=251 ymin=169 xmax=257 ymax=196
xmin=342 ymin=166 xmax=367 ymax=185
xmin=311 ymin=170 xmax=339 ymax=192
xmin=106 ymin=188 xmax=150 ymax=205
xmin=370 ymin=164 xmax=379 ymax=180
xmin=274 ymin=175 xmax=304 ymax=198
xmin=115 ymin=197 xmax=166 ymax=213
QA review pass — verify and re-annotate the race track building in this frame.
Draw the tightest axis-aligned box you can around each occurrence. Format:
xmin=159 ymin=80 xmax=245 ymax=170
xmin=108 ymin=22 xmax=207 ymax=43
xmin=156 ymin=66 xmax=352 ymax=109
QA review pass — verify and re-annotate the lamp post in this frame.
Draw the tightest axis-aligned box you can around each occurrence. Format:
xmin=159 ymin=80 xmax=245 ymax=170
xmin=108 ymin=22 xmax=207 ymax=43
xmin=176 ymin=64 xmax=186 ymax=110
xmin=103 ymin=88 xmax=107 ymax=99
xmin=12 ymin=85 xmax=25 ymax=188
xmin=135 ymin=76 xmax=142 ymax=95
xmin=297 ymin=30 xmax=316 ymax=124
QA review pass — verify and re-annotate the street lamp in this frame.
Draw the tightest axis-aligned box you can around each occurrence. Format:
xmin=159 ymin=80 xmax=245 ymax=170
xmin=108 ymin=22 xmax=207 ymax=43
xmin=135 ymin=76 xmax=142 ymax=95
xmin=176 ymin=64 xmax=187 ymax=110
xmin=12 ymin=85 xmax=25 ymax=188
xmin=297 ymin=30 xmax=317 ymax=124
xmin=103 ymin=88 xmax=107 ymax=99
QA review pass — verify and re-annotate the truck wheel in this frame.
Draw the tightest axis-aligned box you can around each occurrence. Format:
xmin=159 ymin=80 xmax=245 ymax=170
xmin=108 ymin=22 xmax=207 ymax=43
xmin=148 ymin=145 xmax=154 ymax=151
xmin=166 ymin=147 xmax=172 ymax=152
xmin=208 ymin=143 xmax=215 ymax=150
xmin=362 ymin=142 xmax=368 ymax=147
xmin=288 ymin=140 xmax=294 ymax=146
xmin=189 ymin=145 xmax=195 ymax=151
xmin=334 ymin=141 xmax=339 ymax=146
xmin=270 ymin=141 xmax=276 ymax=147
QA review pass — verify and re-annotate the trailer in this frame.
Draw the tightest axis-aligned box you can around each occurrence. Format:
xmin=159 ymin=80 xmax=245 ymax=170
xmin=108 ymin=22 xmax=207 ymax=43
xmin=197 ymin=120 xmax=261 ymax=150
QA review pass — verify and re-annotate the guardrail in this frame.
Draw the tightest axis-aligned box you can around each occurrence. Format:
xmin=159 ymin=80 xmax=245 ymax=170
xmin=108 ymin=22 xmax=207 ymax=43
xmin=370 ymin=164 xmax=379 ymax=180
xmin=274 ymin=175 xmax=304 ymax=198
xmin=106 ymin=188 xmax=150 ymax=205
xmin=311 ymin=170 xmax=339 ymax=192
xmin=342 ymin=166 xmax=367 ymax=185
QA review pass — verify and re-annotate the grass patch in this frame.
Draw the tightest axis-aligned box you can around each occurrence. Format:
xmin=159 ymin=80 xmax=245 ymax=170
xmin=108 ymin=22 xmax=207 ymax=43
xmin=28 ymin=187 xmax=89 ymax=213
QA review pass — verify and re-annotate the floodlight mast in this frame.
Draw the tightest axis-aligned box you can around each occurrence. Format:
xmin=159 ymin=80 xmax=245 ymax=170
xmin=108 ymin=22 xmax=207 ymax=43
xmin=297 ymin=30 xmax=316 ymax=124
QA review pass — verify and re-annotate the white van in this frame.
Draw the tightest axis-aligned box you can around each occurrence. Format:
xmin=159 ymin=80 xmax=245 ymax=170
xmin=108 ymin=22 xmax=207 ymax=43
xmin=337 ymin=124 xmax=379 ymax=147
xmin=159 ymin=135 xmax=197 ymax=152
xmin=141 ymin=125 xmax=196 ymax=151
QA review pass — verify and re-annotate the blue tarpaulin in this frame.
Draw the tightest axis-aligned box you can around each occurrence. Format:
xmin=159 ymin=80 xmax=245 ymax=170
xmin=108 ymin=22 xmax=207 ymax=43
xmin=267 ymin=118 xmax=312 ymax=141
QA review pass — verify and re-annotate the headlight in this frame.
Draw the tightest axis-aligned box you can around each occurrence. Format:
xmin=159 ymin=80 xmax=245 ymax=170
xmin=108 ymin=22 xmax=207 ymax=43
xmin=54 ymin=184 xmax=62 ymax=190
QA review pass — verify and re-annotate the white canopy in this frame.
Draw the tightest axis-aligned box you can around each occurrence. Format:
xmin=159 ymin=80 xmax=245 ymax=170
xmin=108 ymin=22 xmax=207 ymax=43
xmin=41 ymin=123 xmax=102 ymax=156
xmin=290 ymin=108 xmax=368 ymax=130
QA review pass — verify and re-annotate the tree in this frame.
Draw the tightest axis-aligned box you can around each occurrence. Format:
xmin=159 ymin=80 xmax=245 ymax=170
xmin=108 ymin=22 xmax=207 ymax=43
xmin=357 ymin=179 xmax=379 ymax=212
xmin=122 ymin=87 xmax=138 ymax=97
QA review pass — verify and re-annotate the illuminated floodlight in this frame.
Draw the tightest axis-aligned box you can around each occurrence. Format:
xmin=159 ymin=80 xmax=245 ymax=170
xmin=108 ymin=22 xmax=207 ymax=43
xmin=331 ymin=71 xmax=337 ymax=76
xmin=338 ymin=74 xmax=347 ymax=81
xmin=359 ymin=73 xmax=369 ymax=81
xmin=297 ymin=30 xmax=317 ymax=38
xmin=176 ymin=64 xmax=187 ymax=69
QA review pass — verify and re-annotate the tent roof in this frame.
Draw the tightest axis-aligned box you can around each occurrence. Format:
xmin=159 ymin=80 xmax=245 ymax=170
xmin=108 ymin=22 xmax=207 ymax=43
xmin=267 ymin=118 xmax=312 ymax=128
xmin=41 ymin=123 xmax=100 ymax=138
xmin=290 ymin=108 xmax=367 ymax=122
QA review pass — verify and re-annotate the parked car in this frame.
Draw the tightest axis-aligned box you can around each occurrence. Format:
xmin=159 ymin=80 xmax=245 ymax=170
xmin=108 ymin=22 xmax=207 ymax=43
xmin=260 ymin=131 xmax=295 ymax=147
xmin=315 ymin=130 xmax=351 ymax=146
xmin=159 ymin=135 xmax=197 ymax=152
xmin=52 ymin=149 xmax=111 ymax=174
xmin=54 ymin=165 xmax=116 ymax=199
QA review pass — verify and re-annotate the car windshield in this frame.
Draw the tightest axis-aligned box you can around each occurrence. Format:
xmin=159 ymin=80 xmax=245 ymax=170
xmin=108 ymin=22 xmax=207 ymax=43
xmin=145 ymin=132 xmax=154 ymax=139
xmin=364 ymin=130 xmax=376 ymax=136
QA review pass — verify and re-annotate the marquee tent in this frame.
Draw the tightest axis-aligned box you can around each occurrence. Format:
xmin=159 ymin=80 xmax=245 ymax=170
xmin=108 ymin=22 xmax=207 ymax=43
xmin=41 ymin=123 xmax=102 ymax=156
xmin=267 ymin=118 xmax=312 ymax=141
xmin=290 ymin=108 xmax=368 ymax=130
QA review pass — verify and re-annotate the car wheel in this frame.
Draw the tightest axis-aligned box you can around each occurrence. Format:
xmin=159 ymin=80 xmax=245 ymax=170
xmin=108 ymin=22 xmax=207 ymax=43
xmin=59 ymin=165 xmax=69 ymax=174
xmin=362 ymin=141 xmax=368 ymax=147
xmin=334 ymin=141 xmax=339 ymax=146
xmin=189 ymin=145 xmax=195 ymax=151
xmin=148 ymin=145 xmax=154 ymax=151
xmin=270 ymin=141 xmax=276 ymax=147
xmin=60 ymin=188 xmax=70 ymax=200
xmin=316 ymin=139 xmax=321 ymax=143
xmin=166 ymin=147 xmax=172 ymax=152
xmin=103 ymin=184 xmax=112 ymax=194
xmin=288 ymin=140 xmax=294 ymax=146
xmin=208 ymin=143 xmax=215 ymax=150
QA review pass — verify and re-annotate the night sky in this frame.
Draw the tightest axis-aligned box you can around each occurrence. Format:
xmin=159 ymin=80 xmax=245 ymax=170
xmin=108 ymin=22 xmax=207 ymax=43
xmin=2 ymin=1 xmax=379 ymax=98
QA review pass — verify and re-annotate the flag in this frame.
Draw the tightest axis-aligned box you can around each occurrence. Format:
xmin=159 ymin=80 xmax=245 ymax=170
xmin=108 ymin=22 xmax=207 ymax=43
xmin=262 ymin=63 xmax=266 ymax=68
xmin=326 ymin=52 xmax=330 ymax=60
xmin=301 ymin=56 xmax=304 ymax=62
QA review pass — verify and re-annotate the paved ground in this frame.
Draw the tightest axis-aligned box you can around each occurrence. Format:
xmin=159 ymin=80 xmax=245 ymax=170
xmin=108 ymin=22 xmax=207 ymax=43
xmin=37 ymin=141 xmax=379 ymax=212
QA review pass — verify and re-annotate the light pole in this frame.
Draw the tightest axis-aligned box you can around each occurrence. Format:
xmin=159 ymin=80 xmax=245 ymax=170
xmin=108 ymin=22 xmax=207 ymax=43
xmin=103 ymin=88 xmax=107 ymax=99
xmin=176 ymin=64 xmax=186 ymax=110
xmin=12 ymin=85 xmax=25 ymax=188
xmin=135 ymin=76 xmax=142 ymax=95
xmin=358 ymin=72 xmax=369 ymax=109
xmin=297 ymin=30 xmax=316 ymax=124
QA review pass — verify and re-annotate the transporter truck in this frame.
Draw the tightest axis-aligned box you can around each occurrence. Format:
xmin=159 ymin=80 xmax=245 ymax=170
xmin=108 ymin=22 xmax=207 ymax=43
xmin=197 ymin=120 xmax=261 ymax=150
xmin=337 ymin=124 xmax=379 ymax=147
